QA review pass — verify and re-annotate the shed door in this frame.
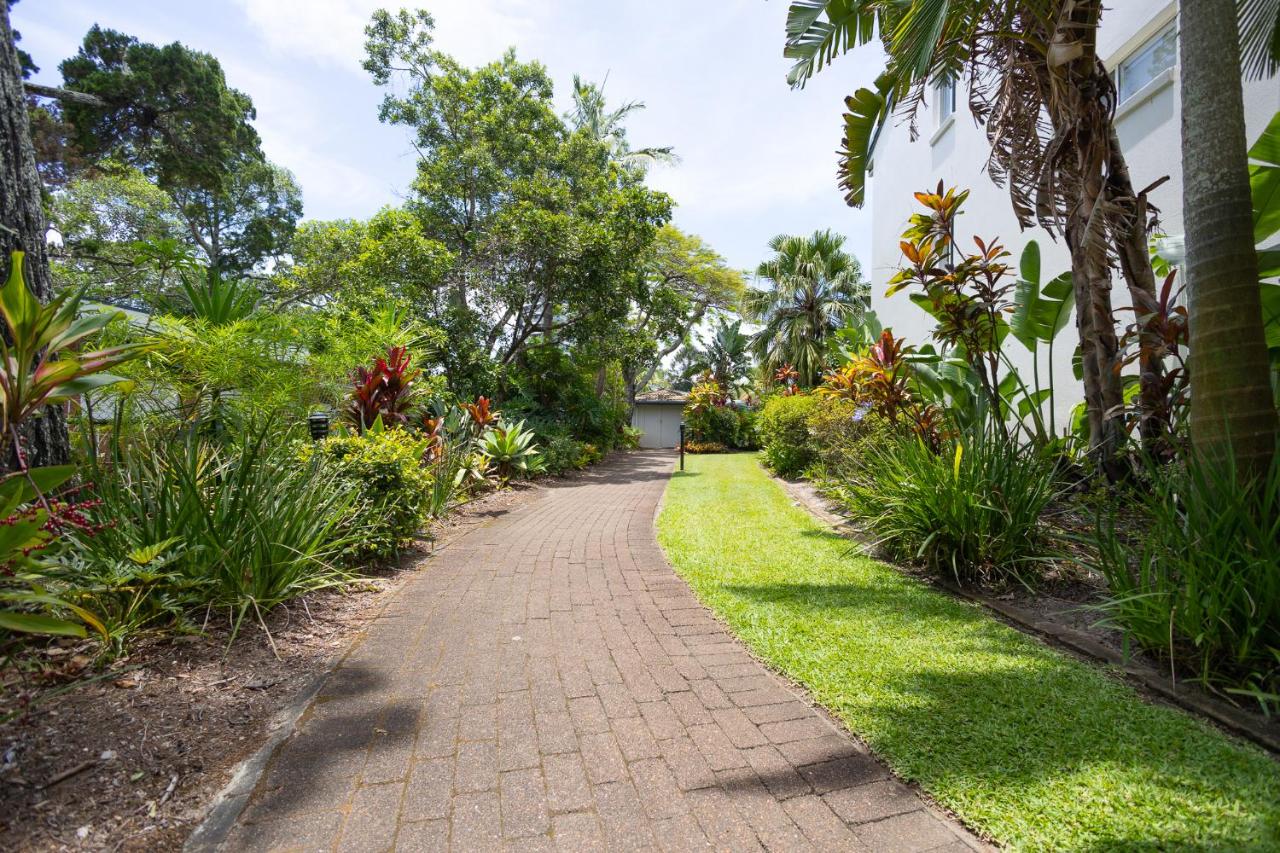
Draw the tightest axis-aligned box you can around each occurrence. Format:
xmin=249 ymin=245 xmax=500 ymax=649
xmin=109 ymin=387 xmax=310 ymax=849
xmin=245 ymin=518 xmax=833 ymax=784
xmin=633 ymin=405 xmax=679 ymax=449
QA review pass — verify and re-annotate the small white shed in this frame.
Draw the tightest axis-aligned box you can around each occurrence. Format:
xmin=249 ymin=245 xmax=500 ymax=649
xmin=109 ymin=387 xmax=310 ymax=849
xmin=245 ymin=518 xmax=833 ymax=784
xmin=631 ymin=390 xmax=688 ymax=449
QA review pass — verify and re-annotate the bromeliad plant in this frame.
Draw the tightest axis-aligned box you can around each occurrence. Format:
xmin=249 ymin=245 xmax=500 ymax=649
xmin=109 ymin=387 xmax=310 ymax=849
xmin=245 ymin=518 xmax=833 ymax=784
xmin=1118 ymin=270 xmax=1189 ymax=461
xmin=345 ymin=345 xmax=422 ymax=432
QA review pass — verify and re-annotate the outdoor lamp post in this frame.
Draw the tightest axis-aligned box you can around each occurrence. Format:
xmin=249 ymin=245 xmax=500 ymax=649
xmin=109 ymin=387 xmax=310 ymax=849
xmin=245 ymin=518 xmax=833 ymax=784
xmin=679 ymin=421 xmax=685 ymax=471
xmin=308 ymin=411 xmax=331 ymax=441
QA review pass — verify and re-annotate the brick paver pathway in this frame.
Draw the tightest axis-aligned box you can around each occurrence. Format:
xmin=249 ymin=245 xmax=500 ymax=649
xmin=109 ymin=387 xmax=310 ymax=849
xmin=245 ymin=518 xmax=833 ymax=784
xmin=224 ymin=451 xmax=986 ymax=851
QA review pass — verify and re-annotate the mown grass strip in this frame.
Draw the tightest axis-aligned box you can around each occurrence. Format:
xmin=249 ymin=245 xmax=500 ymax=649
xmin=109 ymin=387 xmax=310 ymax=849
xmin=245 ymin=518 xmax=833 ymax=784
xmin=655 ymin=453 xmax=1280 ymax=851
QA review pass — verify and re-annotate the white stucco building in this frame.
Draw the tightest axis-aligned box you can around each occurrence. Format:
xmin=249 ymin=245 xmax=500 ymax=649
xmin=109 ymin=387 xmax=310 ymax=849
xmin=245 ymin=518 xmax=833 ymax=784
xmin=866 ymin=1 xmax=1280 ymax=422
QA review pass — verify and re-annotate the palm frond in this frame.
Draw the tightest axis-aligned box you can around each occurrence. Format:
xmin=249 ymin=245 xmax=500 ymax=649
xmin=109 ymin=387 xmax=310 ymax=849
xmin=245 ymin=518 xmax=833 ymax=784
xmin=784 ymin=0 xmax=879 ymax=88
xmin=1239 ymin=0 xmax=1280 ymax=79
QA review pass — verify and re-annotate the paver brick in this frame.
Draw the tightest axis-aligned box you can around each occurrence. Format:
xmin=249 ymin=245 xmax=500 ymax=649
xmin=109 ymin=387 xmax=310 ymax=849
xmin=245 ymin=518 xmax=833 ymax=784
xmin=225 ymin=451 xmax=977 ymax=852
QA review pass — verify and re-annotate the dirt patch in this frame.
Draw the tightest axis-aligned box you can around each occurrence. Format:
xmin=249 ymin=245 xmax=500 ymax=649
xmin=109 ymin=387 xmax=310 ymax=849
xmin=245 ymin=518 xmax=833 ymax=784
xmin=0 ymin=482 xmax=542 ymax=852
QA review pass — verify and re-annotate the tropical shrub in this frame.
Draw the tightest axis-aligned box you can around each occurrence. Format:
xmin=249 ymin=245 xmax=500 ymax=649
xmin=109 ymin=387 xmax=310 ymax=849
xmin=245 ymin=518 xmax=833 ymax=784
xmin=302 ymin=427 xmax=432 ymax=563
xmin=64 ymin=426 xmax=356 ymax=647
xmin=1092 ymin=450 xmax=1280 ymax=709
xmin=758 ymin=393 xmax=821 ymax=477
xmin=345 ymin=345 xmax=422 ymax=432
xmin=838 ymin=423 xmax=1058 ymax=584
xmin=805 ymin=398 xmax=896 ymax=480
xmin=539 ymin=432 xmax=605 ymax=475
xmin=685 ymin=441 xmax=728 ymax=454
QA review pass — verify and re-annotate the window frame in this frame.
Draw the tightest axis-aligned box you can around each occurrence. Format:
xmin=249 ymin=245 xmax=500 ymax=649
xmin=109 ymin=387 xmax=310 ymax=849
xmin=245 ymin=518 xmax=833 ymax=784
xmin=1113 ymin=21 xmax=1178 ymax=104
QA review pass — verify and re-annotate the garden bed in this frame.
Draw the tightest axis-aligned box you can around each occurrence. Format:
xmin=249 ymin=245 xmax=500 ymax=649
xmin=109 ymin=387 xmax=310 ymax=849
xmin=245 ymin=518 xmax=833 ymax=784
xmin=657 ymin=453 xmax=1280 ymax=851
xmin=0 ymin=483 xmax=539 ymax=852
xmin=772 ymin=470 xmax=1280 ymax=753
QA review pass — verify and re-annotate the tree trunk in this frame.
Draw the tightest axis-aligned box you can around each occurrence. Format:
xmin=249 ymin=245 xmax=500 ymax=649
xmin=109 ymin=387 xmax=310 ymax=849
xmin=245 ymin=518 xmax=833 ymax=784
xmin=1181 ymin=0 xmax=1278 ymax=480
xmin=1106 ymin=136 xmax=1168 ymax=454
xmin=0 ymin=1 xmax=70 ymax=469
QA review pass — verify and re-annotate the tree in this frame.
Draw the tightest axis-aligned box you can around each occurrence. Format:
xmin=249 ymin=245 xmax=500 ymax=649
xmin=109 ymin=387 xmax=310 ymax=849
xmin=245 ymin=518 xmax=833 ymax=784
xmin=677 ymin=317 xmax=753 ymax=390
xmin=783 ymin=2 xmax=1167 ymax=472
xmin=568 ymin=74 xmax=675 ymax=171
xmin=364 ymin=9 xmax=672 ymax=379
xmin=0 ymin=0 xmax=69 ymax=467
xmin=280 ymin=208 xmax=453 ymax=313
xmin=746 ymin=229 xmax=868 ymax=387
xmin=620 ymin=225 xmax=744 ymax=403
xmin=49 ymin=163 xmax=190 ymax=307
xmin=169 ymin=156 xmax=302 ymax=282
xmin=52 ymin=25 xmax=261 ymax=194
xmin=1182 ymin=0 xmax=1278 ymax=478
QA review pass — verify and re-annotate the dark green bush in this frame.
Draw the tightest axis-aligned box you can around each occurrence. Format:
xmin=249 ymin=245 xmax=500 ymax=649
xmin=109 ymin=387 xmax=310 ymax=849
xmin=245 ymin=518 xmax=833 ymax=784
xmin=805 ymin=400 xmax=896 ymax=479
xmin=758 ymin=394 xmax=822 ymax=477
xmin=301 ymin=428 xmax=432 ymax=563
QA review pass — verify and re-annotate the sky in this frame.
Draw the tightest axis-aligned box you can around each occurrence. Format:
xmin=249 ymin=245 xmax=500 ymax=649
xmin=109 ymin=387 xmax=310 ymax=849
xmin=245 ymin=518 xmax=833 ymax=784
xmin=14 ymin=0 xmax=886 ymax=275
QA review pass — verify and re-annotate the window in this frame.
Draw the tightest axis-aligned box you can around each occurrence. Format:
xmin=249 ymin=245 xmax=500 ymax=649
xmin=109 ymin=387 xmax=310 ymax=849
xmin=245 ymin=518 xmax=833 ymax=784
xmin=936 ymin=78 xmax=956 ymax=122
xmin=1114 ymin=23 xmax=1177 ymax=103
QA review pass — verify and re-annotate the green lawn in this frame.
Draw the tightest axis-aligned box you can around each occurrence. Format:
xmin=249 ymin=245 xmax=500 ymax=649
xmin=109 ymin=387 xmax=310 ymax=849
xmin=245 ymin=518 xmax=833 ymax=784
xmin=656 ymin=452 xmax=1280 ymax=851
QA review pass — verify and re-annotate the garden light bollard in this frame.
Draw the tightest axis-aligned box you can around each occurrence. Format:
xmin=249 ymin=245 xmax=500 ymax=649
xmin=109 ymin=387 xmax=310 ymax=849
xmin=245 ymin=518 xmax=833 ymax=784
xmin=308 ymin=411 xmax=331 ymax=441
xmin=680 ymin=421 xmax=685 ymax=471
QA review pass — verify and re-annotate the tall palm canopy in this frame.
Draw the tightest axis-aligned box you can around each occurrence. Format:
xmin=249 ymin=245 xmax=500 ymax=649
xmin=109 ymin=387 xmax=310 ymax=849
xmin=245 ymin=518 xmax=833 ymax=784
xmin=679 ymin=317 xmax=753 ymax=388
xmin=568 ymin=74 xmax=676 ymax=170
xmin=746 ymin=229 xmax=868 ymax=386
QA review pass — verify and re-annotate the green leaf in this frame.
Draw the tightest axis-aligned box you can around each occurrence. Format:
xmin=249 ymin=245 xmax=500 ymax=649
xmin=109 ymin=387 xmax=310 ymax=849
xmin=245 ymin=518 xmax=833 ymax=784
xmin=1011 ymin=271 xmax=1075 ymax=351
xmin=837 ymin=73 xmax=893 ymax=208
xmin=0 ymin=609 xmax=87 ymax=637
xmin=1250 ymin=110 xmax=1280 ymax=244
xmin=785 ymin=0 xmax=878 ymax=88
xmin=1019 ymin=240 xmax=1041 ymax=288
xmin=0 ymin=252 xmax=41 ymax=343
xmin=1261 ymin=282 xmax=1280 ymax=349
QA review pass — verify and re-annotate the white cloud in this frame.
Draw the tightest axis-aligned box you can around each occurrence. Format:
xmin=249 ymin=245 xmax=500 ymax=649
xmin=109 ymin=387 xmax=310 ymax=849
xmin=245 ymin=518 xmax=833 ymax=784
xmin=231 ymin=0 xmax=540 ymax=71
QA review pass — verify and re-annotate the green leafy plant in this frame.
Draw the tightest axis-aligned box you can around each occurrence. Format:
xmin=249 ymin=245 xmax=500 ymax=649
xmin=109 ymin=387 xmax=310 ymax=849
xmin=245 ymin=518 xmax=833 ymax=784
xmin=477 ymin=420 xmax=544 ymax=483
xmin=1092 ymin=447 xmax=1280 ymax=709
xmin=302 ymin=428 xmax=432 ymax=563
xmin=758 ymin=393 xmax=821 ymax=477
xmin=840 ymin=421 xmax=1058 ymax=584
xmin=68 ymin=426 xmax=356 ymax=649
xmin=1009 ymin=240 xmax=1075 ymax=436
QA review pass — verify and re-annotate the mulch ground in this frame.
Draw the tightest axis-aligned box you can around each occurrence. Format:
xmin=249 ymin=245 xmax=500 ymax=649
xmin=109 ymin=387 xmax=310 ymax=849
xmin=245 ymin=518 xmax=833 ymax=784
xmin=0 ymin=482 xmax=540 ymax=852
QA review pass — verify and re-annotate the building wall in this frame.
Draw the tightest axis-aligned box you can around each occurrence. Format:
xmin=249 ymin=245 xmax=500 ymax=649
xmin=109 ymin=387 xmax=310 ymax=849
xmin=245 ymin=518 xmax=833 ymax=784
xmin=866 ymin=1 xmax=1280 ymax=425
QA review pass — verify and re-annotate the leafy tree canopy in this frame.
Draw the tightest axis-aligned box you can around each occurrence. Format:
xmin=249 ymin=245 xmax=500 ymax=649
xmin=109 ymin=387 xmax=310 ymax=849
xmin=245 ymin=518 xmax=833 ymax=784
xmin=56 ymin=25 xmax=262 ymax=193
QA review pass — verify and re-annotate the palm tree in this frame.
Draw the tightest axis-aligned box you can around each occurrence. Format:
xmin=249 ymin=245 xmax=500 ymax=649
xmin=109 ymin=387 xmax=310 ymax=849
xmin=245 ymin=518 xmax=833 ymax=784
xmin=679 ymin=317 xmax=753 ymax=389
xmin=568 ymin=74 xmax=675 ymax=171
xmin=1182 ymin=0 xmax=1278 ymax=479
xmin=746 ymin=230 xmax=868 ymax=387
xmin=782 ymin=1 xmax=1167 ymax=473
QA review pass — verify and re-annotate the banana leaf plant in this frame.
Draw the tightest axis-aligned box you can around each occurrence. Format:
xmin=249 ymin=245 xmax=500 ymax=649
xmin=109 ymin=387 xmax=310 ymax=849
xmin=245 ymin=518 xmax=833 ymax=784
xmin=1009 ymin=240 xmax=1075 ymax=437
xmin=0 ymin=251 xmax=141 ymax=639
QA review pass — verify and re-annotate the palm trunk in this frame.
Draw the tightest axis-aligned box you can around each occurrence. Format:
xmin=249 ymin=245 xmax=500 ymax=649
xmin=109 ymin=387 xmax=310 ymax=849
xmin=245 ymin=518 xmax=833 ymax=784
xmin=1181 ymin=0 xmax=1278 ymax=479
xmin=1106 ymin=135 xmax=1168 ymax=454
xmin=0 ymin=1 xmax=70 ymax=470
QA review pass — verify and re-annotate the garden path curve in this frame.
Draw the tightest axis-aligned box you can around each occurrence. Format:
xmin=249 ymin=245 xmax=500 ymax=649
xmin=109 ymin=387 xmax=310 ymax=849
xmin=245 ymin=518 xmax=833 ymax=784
xmin=219 ymin=450 xmax=985 ymax=852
